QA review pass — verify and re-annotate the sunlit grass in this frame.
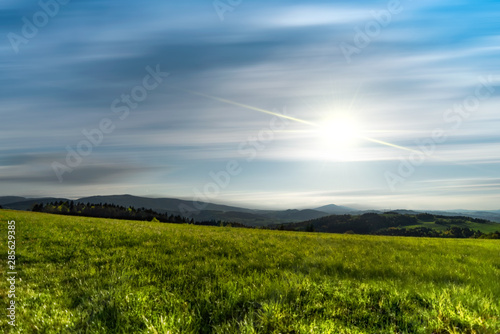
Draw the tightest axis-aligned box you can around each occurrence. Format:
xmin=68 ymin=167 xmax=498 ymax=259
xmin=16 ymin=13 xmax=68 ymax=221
xmin=1 ymin=209 xmax=499 ymax=333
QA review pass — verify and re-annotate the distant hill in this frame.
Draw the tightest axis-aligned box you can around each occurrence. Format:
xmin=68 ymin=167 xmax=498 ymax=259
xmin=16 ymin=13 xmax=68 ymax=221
xmin=77 ymin=195 xmax=256 ymax=214
xmin=418 ymin=210 xmax=500 ymax=223
xmin=2 ymin=194 xmax=499 ymax=225
xmin=2 ymin=197 xmax=71 ymax=210
xmin=355 ymin=209 xmax=500 ymax=224
xmin=76 ymin=196 xmax=330 ymax=225
xmin=1 ymin=195 xmax=330 ymax=227
xmin=314 ymin=204 xmax=358 ymax=215
xmin=274 ymin=212 xmax=499 ymax=237
xmin=258 ymin=209 xmax=332 ymax=221
xmin=174 ymin=209 xmax=331 ymax=227
xmin=0 ymin=196 xmax=29 ymax=206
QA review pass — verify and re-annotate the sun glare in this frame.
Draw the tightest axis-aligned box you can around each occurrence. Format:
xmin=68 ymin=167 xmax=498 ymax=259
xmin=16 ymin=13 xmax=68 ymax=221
xmin=316 ymin=116 xmax=362 ymax=159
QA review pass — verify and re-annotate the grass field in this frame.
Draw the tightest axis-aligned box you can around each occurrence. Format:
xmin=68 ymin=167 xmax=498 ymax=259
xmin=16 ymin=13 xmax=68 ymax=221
xmin=1 ymin=209 xmax=499 ymax=333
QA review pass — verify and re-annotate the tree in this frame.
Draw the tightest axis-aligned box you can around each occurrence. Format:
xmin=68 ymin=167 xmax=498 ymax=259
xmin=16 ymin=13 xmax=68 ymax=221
xmin=305 ymin=224 xmax=315 ymax=232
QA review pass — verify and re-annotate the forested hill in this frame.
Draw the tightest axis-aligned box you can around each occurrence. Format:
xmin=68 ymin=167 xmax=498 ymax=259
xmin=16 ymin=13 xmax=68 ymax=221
xmin=273 ymin=212 xmax=500 ymax=239
xmin=31 ymin=201 xmax=248 ymax=228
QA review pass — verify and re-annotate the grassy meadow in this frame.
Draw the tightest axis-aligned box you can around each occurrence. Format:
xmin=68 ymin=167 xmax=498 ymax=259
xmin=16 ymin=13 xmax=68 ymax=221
xmin=1 ymin=209 xmax=499 ymax=333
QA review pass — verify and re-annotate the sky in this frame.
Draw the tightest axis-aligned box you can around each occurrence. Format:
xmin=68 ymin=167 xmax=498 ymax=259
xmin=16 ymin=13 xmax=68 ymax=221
xmin=1 ymin=0 xmax=500 ymax=210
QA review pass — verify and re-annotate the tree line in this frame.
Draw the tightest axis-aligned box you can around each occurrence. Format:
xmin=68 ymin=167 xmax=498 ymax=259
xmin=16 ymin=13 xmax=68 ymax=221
xmin=31 ymin=201 xmax=248 ymax=228
xmin=375 ymin=226 xmax=488 ymax=238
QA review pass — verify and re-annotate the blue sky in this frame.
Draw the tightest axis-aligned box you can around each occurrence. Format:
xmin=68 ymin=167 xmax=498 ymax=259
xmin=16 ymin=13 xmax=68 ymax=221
xmin=1 ymin=0 xmax=500 ymax=210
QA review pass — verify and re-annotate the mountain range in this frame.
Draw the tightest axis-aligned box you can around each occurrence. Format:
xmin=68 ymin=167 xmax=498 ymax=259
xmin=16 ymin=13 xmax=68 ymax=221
xmin=0 ymin=195 xmax=334 ymax=226
xmin=1 ymin=195 xmax=499 ymax=225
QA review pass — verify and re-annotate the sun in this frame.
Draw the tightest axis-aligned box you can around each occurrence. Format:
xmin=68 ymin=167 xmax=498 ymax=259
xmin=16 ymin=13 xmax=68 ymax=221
xmin=315 ymin=116 xmax=362 ymax=159
xmin=320 ymin=117 xmax=360 ymax=146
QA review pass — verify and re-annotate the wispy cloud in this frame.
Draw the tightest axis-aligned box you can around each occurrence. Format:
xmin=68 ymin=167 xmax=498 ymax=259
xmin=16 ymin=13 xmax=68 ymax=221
xmin=1 ymin=0 xmax=500 ymax=209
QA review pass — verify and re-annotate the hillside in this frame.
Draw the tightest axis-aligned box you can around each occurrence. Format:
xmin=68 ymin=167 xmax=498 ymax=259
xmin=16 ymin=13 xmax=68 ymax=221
xmin=278 ymin=212 xmax=500 ymax=237
xmin=1 ymin=209 xmax=499 ymax=333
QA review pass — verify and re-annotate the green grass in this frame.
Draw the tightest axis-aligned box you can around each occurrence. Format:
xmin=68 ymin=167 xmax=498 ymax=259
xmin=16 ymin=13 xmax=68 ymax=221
xmin=1 ymin=209 xmax=499 ymax=333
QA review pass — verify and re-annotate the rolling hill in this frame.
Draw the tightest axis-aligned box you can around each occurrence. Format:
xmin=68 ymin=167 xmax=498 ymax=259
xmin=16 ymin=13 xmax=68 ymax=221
xmin=277 ymin=212 xmax=500 ymax=237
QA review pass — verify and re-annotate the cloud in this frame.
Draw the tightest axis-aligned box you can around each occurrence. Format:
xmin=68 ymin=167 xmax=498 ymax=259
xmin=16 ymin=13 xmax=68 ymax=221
xmin=0 ymin=164 xmax=162 ymax=185
xmin=1 ymin=0 xmax=500 ymax=209
xmin=0 ymin=152 xmax=165 ymax=186
xmin=251 ymin=5 xmax=371 ymax=28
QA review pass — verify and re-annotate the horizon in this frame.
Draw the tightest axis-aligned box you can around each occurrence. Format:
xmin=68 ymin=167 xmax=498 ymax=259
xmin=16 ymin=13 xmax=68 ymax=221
xmin=2 ymin=193 xmax=499 ymax=213
xmin=2 ymin=1 xmax=500 ymax=210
